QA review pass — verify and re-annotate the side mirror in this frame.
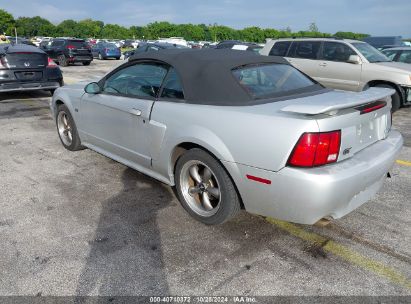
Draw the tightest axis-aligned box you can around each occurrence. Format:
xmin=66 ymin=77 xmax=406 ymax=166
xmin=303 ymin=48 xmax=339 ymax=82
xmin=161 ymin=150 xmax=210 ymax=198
xmin=84 ymin=82 xmax=101 ymax=94
xmin=347 ymin=55 xmax=361 ymax=64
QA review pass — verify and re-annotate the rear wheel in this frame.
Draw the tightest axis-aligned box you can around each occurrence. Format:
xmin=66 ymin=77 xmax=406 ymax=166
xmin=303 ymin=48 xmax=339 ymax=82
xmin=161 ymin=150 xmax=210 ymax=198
xmin=116 ymin=57 xmax=120 ymax=60
xmin=372 ymin=84 xmax=401 ymax=112
xmin=175 ymin=148 xmax=241 ymax=225
xmin=98 ymin=53 xmax=104 ymax=60
xmin=56 ymin=104 xmax=83 ymax=151
xmin=82 ymin=61 xmax=91 ymax=66
xmin=49 ymin=89 xmax=55 ymax=96
xmin=58 ymin=55 xmax=68 ymax=67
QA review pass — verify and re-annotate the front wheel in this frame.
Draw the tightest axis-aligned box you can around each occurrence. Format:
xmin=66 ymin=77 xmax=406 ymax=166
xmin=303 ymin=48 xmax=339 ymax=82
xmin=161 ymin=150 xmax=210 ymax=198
xmin=56 ymin=104 xmax=84 ymax=151
xmin=175 ymin=148 xmax=241 ymax=225
xmin=82 ymin=61 xmax=91 ymax=66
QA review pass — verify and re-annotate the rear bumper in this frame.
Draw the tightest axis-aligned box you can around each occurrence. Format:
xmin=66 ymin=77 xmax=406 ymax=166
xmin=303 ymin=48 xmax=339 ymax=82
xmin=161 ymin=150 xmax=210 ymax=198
xmin=223 ymin=130 xmax=403 ymax=224
xmin=68 ymin=55 xmax=93 ymax=62
xmin=0 ymin=81 xmax=61 ymax=92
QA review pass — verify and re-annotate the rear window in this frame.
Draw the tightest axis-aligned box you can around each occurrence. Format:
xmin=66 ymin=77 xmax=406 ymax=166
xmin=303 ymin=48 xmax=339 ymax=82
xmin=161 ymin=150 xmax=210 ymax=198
xmin=66 ymin=40 xmax=88 ymax=48
xmin=232 ymin=63 xmax=318 ymax=99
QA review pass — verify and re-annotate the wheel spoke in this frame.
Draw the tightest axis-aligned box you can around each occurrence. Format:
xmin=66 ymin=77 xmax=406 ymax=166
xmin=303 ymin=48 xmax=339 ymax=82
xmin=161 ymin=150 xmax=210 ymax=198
xmin=68 ymin=131 xmax=72 ymax=141
xmin=207 ymin=187 xmax=220 ymax=199
xmin=202 ymin=167 xmax=212 ymax=183
xmin=189 ymin=165 xmax=202 ymax=183
xmin=201 ymin=192 xmax=214 ymax=210
xmin=188 ymin=186 xmax=201 ymax=196
xmin=62 ymin=115 xmax=68 ymax=128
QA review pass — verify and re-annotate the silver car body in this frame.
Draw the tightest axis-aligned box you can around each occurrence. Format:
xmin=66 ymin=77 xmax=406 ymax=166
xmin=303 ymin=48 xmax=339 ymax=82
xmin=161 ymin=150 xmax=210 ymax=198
xmin=260 ymin=38 xmax=411 ymax=106
xmin=51 ymin=51 xmax=403 ymax=224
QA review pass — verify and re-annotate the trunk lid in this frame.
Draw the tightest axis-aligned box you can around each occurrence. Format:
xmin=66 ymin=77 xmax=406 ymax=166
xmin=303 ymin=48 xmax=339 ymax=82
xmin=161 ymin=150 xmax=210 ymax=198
xmin=4 ymin=52 xmax=47 ymax=69
xmin=281 ymin=87 xmax=393 ymax=162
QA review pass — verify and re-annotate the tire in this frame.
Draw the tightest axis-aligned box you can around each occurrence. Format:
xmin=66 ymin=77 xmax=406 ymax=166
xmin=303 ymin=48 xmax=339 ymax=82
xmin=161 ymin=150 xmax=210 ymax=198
xmin=175 ymin=148 xmax=241 ymax=225
xmin=116 ymin=57 xmax=120 ymax=60
xmin=49 ymin=89 xmax=55 ymax=96
xmin=98 ymin=53 xmax=104 ymax=60
xmin=58 ymin=55 xmax=68 ymax=67
xmin=56 ymin=104 xmax=84 ymax=151
xmin=373 ymin=84 xmax=401 ymax=112
xmin=82 ymin=61 xmax=91 ymax=66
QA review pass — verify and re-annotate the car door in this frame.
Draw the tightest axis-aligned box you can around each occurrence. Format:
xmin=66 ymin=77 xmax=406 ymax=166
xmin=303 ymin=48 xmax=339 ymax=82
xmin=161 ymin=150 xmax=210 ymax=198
xmin=284 ymin=41 xmax=321 ymax=80
xmin=45 ymin=40 xmax=62 ymax=59
xmin=316 ymin=41 xmax=362 ymax=91
xmin=79 ymin=61 xmax=169 ymax=168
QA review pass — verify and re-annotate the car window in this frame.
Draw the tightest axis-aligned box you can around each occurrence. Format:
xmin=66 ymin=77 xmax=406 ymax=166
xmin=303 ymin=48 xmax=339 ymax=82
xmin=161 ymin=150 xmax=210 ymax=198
xmin=289 ymin=41 xmax=321 ymax=59
xmin=160 ymin=68 xmax=184 ymax=100
xmin=51 ymin=40 xmax=64 ymax=47
xmin=351 ymin=42 xmax=390 ymax=62
xmin=382 ymin=50 xmax=398 ymax=60
xmin=322 ymin=42 xmax=356 ymax=62
xmin=269 ymin=41 xmax=291 ymax=56
xmin=103 ymin=62 xmax=168 ymax=98
xmin=398 ymin=51 xmax=411 ymax=63
xmin=232 ymin=63 xmax=317 ymax=99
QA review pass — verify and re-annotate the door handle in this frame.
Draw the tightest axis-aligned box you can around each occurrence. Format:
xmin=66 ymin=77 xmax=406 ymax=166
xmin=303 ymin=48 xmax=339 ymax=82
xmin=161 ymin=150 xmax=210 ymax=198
xmin=130 ymin=108 xmax=142 ymax=116
xmin=319 ymin=62 xmax=327 ymax=67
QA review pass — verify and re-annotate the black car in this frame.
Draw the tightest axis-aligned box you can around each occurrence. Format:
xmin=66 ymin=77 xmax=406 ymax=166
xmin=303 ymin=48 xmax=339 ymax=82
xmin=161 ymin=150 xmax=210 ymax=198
xmin=0 ymin=44 xmax=63 ymax=94
xmin=123 ymin=42 xmax=188 ymax=59
xmin=215 ymin=40 xmax=243 ymax=49
xmin=41 ymin=38 xmax=93 ymax=66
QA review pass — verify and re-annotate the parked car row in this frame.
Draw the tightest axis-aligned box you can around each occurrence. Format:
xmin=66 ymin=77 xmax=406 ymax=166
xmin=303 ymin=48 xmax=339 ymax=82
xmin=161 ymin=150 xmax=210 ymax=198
xmin=50 ymin=48 xmax=403 ymax=225
xmin=261 ymin=38 xmax=411 ymax=111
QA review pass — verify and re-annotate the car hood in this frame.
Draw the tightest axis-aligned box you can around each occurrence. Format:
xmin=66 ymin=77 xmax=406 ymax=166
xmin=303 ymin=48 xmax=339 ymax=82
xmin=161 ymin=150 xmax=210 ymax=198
xmin=373 ymin=61 xmax=411 ymax=73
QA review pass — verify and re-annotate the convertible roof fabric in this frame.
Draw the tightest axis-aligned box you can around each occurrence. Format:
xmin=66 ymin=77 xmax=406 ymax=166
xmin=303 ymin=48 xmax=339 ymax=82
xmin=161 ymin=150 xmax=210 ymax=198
xmin=129 ymin=49 xmax=299 ymax=105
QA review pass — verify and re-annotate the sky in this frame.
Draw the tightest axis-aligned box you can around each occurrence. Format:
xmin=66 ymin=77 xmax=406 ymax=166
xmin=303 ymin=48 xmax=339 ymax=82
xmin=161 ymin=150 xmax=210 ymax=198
xmin=1 ymin=0 xmax=410 ymax=38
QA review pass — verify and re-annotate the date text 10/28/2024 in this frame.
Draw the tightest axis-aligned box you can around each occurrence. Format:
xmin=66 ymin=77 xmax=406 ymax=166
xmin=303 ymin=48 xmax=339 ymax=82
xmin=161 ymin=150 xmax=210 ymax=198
xmin=149 ymin=296 xmax=257 ymax=303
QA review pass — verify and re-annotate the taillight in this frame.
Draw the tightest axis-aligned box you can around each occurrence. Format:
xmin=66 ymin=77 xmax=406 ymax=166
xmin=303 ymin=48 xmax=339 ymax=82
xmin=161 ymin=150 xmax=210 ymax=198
xmin=47 ymin=57 xmax=57 ymax=67
xmin=287 ymin=131 xmax=341 ymax=167
xmin=66 ymin=45 xmax=76 ymax=49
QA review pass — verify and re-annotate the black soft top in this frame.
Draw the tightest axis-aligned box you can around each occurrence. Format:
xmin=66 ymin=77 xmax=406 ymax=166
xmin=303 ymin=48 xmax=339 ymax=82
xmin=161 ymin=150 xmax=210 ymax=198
xmin=129 ymin=49 xmax=297 ymax=104
xmin=0 ymin=44 xmax=46 ymax=55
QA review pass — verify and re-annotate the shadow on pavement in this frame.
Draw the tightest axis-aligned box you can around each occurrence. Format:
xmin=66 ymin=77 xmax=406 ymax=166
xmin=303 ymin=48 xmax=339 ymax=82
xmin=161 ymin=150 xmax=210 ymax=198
xmin=75 ymin=168 xmax=171 ymax=296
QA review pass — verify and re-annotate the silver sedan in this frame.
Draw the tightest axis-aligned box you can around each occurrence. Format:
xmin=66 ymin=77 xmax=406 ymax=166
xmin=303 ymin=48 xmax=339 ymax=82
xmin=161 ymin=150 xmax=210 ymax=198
xmin=50 ymin=49 xmax=403 ymax=225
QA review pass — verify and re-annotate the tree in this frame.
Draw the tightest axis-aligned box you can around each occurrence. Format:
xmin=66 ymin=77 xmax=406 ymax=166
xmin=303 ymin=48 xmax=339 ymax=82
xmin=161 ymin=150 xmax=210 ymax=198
xmin=55 ymin=19 xmax=79 ymax=37
xmin=308 ymin=22 xmax=319 ymax=33
xmin=16 ymin=16 xmax=55 ymax=37
xmin=77 ymin=19 xmax=104 ymax=38
xmin=0 ymin=9 xmax=15 ymax=35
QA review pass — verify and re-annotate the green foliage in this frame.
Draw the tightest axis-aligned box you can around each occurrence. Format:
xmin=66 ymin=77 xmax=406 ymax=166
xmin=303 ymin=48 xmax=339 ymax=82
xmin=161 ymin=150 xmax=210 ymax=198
xmin=308 ymin=22 xmax=319 ymax=33
xmin=0 ymin=9 xmax=15 ymax=35
xmin=1 ymin=9 xmax=370 ymax=42
xmin=334 ymin=31 xmax=369 ymax=40
xmin=16 ymin=16 xmax=55 ymax=37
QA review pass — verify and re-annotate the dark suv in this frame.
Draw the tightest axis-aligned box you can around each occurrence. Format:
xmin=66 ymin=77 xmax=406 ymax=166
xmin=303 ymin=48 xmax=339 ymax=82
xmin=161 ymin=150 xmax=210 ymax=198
xmin=41 ymin=39 xmax=93 ymax=66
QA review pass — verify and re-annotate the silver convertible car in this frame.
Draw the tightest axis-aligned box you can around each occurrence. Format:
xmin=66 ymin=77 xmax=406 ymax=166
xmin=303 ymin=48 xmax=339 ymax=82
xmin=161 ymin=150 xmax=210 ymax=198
xmin=51 ymin=49 xmax=403 ymax=225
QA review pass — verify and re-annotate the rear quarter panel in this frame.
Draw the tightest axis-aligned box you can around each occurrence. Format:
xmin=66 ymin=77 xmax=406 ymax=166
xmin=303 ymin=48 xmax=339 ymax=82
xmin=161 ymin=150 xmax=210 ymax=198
xmin=150 ymin=100 xmax=319 ymax=183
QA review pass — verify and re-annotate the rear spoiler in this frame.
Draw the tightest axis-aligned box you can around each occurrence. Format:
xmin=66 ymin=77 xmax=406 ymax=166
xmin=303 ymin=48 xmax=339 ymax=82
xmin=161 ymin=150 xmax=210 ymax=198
xmin=280 ymin=87 xmax=395 ymax=115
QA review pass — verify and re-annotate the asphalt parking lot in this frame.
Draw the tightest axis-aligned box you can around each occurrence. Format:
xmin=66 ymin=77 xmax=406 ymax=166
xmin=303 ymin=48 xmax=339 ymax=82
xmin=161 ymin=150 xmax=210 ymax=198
xmin=0 ymin=59 xmax=410 ymax=297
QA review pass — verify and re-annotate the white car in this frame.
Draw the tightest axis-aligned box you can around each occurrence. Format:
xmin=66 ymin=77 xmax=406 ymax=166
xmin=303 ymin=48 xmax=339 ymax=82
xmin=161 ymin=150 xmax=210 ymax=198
xmin=261 ymin=38 xmax=411 ymax=111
